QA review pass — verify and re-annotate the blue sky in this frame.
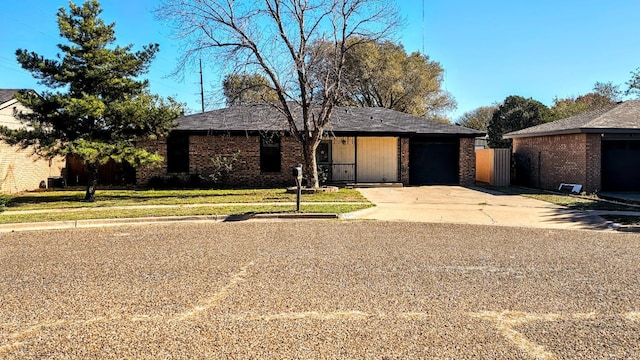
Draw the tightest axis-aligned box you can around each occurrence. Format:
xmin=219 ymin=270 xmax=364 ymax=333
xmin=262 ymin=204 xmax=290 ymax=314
xmin=2 ymin=0 xmax=639 ymax=119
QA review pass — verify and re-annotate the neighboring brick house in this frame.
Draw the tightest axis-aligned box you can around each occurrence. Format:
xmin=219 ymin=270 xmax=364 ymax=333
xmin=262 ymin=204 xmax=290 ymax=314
xmin=503 ymin=100 xmax=640 ymax=193
xmin=138 ymin=104 xmax=483 ymax=188
xmin=0 ymin=89 xmax=66 ymax=193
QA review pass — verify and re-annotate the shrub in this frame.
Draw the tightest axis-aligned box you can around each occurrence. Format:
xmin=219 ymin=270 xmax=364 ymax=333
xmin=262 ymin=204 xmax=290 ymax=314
xmin=166 ymin=175 xmax=186 ymax=189
xmin=147 ymin=176 xmax=167 ymax=189
xmin=0 ymin=194 xmax=11 ymax=212
xmin=317 ymin=165 xmax=330 ymax=185
xmin=210 ymin=151 xmax=240 ymax=188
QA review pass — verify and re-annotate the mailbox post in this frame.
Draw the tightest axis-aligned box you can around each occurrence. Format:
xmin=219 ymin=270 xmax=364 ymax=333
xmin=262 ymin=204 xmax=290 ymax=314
xmin=292 ymin=164 xmax=303 ymax=212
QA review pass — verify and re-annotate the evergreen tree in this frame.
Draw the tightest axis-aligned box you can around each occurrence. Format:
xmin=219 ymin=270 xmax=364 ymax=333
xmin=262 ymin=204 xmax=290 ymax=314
xmin=488 ymin=96 xmax=550 ymax=148
xmin=2 ymin=0 xmax=182 ymax=201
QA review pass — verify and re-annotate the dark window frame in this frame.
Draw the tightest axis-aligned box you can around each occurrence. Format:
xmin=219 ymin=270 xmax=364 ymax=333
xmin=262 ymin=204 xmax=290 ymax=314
xmin=260 ymin=135 xmax=281 ymax=173
xmin=167 ymin=133 xmax=190 ymax=173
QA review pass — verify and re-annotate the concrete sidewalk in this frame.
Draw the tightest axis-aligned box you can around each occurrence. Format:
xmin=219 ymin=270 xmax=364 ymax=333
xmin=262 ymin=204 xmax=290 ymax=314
xmin=350 ymin=186 xmax=613 ymax=230
xmin=0 ymin=212 xmax=340 ymax=233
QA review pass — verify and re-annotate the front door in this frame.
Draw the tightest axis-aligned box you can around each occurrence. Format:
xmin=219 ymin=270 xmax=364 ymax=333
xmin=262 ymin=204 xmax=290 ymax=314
xmin=316 ymin=140 xmax=332 ymax=183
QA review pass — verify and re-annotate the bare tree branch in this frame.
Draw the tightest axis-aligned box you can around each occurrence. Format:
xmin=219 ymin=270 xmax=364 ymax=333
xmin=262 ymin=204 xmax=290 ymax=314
xmin=156 ymin=0 xmax=400 ymax=187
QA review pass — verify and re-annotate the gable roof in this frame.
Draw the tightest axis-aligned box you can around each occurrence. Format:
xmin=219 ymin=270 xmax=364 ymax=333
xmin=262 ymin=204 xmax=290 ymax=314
xmin=177 ymin=104 xmax=483 ymax=137
xmin=504 ymin=100 xmax=640 ymax=138
xmin=0 ymin=89 xmax=22 ymax=105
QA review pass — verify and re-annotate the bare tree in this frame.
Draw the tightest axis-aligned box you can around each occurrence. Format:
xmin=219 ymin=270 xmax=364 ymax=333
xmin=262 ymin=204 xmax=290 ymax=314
xmin=156 ymin=0 xmax=400 ymax=187
xmin=222 ymin=73 xmax=278 ymax=106
xmin=456 ymin=106 xmax=497 ymax=131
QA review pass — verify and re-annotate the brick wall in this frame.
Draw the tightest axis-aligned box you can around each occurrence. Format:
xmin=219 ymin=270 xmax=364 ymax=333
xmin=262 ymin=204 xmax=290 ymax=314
xmin=399 ymin=137 xmax=410 ymax=185
xmin=459 ymin=137 xmax=476 ymax=186
xmin=0 ymin=141 xmax=66 ymax=193
xmin=139 ymin=133 xmax=473 ymax=188
xmin=584 ymin=134 xmax=601 ymax=192
xmin=512 ymin=133 xmax=601 ymax=193
xmin=138 ymin=134 xmax=304 ymax=188
xmin=136 ymin=138 xmax=167 ymax=185
xmin=190 ymin=134 xmax=303 ymax=187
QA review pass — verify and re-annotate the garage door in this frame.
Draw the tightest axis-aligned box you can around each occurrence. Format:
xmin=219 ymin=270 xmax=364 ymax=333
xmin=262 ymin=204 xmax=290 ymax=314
xmin=410 ymin=138 xmax=459 ymax=185
xmin=602 ymin=140 xmax=640 ymax=191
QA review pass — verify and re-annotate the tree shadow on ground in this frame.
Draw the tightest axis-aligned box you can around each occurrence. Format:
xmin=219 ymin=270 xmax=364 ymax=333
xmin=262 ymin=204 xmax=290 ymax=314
xmin=475 ymin=184 xmax=640 ymax=212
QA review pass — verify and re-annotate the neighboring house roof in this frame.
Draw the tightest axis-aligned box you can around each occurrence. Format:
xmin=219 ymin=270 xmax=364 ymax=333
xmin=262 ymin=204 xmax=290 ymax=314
xmin=0 ymin=89 xmax=22 ymax=105
xmin=177 ymin=103 xmax=483 ymax=137
xmin=504 ymin=100 xmax=640 ymax=138
xmin=0 ymin=89 xmax=36 ymax=130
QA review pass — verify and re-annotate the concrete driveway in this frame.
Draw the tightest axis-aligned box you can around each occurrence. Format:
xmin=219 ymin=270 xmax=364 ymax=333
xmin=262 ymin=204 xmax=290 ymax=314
xmin=351 ymin=186 xmax=609 ymax=230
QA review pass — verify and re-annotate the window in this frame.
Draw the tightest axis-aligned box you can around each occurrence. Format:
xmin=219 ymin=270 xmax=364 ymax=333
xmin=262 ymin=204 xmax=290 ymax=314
xmin=260 ymin=135 xmax=281 ymax=172
xmin=167 ymin=133 xmax=189 ymax=173
xmin=316 ymin=140 xmax=331 ymax=164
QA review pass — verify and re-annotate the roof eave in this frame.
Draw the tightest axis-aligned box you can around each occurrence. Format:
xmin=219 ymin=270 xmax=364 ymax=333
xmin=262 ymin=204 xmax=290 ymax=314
xmin=584 ymin=128 xmax=640 ymax=134
xmin=0 ymin=98 xmax=20 ymax=111
xmin=504 ymin=127 xmax=640 ymax=139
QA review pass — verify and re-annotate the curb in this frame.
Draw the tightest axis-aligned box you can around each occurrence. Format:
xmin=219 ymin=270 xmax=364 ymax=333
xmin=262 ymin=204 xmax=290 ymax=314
xmin=0 ymin=213 xmax=339 ymax=233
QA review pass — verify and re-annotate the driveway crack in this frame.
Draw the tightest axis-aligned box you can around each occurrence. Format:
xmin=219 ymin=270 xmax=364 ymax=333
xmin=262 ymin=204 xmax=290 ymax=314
xmin=479 ymin=208 xmax=497 ymax=224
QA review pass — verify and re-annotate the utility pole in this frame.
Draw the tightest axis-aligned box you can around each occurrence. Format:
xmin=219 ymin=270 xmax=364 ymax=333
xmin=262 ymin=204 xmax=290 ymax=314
xmin=199 ymin=58 xmax=205 ymax=113
xmin=422 ymin=0 xmax=425 ymax=54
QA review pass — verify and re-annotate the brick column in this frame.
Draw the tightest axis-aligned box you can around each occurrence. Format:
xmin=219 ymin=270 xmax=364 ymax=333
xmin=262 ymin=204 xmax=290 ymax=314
xmin=459 ymin=137 xmax=476 ymax=186
xmin=399 ymin=137 xmax=410 ymax=185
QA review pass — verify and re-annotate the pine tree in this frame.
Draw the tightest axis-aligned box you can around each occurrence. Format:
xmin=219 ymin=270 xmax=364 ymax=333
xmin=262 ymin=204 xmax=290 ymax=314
xmin=2 ymin=0 xmax=182 ymax=201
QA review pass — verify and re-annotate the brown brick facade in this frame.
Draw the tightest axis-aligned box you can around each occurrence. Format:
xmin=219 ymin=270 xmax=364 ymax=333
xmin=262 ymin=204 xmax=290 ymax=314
xmin=584 ymin=134 xmax=601 ymax=192
xmin=399 ymin=137 xmax=410 ymax=185
xmin=190 ymin=134 xmax=303 ymax=187
xmin=138 ymin=134 xmax=476 ymax=188
xmin=512 ymin=133 xmax=601 ymax=193
xmin=136 ymin=138 xmax=167 ymax=184
xmin=138 ymin=134 xmax=304 ymax=188
xmin=458 ymin=137 xmax=476 ymax=186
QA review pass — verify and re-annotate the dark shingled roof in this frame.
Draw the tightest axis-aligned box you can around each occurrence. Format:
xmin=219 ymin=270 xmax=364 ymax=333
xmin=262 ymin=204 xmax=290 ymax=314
xmin=177 ymin=104 xmax=483 ymax=137
xmin=504 ymin=100 xmax=640 ymax=138
xmin=0 ymin=89 xmax=22 ymax=104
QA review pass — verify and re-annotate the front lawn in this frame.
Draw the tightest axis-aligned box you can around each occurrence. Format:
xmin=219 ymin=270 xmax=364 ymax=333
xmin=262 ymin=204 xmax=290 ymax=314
xmin=3 ymin=188 xmax=368 ymax=211
xmin=0 ymin=188 xmax=372 ymax=224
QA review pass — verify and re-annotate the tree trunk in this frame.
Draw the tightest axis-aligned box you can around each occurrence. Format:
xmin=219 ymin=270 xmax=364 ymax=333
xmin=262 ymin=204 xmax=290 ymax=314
xmin=302 ymin=141 xmax=319 ymax=188
xmin=84 ymin=162 xmax=98 ymax=202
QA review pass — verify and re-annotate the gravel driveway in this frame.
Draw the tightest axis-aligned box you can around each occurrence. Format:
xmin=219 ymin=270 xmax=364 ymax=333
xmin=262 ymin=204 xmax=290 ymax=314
xmin=1 ymin=221 xmax=639 ymax=358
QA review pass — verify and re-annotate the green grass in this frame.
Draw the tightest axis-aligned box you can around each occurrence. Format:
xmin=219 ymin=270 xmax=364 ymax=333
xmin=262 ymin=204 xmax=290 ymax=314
xmin=3 ymin=188 xmax=368 ymax=211
xmin=0 ymin=188 xmax=372 ymax=224
xmin=0 ymin=203 xmax=373 ymax=224
xmin=482 ymin=185 xmax=640 ymax=211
